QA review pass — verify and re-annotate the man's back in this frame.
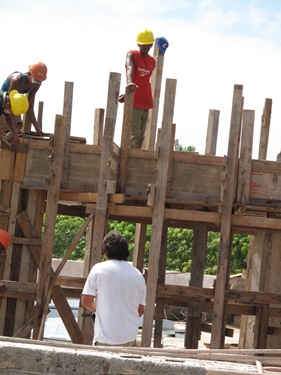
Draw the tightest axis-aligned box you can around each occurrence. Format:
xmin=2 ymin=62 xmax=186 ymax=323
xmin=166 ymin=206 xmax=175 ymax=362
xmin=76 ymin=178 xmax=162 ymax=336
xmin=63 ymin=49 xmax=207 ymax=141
xmin=83 ymin=259 xmax=146 ymax=345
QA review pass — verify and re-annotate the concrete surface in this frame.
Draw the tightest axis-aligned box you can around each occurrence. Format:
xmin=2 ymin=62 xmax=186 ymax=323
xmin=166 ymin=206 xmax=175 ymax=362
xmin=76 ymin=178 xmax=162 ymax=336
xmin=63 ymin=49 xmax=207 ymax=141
xmin=0 ymin=336 xmax=259 ymax=374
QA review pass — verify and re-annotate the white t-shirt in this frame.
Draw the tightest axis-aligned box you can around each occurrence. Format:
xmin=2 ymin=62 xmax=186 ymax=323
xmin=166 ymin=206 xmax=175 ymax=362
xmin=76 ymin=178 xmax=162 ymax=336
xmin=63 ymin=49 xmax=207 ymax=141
xmin=82 ymin=259 xmax=146 ymax=345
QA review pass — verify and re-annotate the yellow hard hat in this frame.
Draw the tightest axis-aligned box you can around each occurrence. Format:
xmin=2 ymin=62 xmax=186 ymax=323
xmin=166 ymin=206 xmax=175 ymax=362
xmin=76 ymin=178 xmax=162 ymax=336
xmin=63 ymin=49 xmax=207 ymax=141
xmin=9 ymin=90 xmax=29 ymax=116
xmin=136 ymin=29 xmax=155 ymax=45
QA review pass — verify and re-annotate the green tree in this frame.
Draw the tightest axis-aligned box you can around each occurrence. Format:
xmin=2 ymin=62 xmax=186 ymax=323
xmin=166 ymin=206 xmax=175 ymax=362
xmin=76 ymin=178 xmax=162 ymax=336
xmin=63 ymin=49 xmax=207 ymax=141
xmin=179 ymin=145 xmax=196 ymax=152
xmin=52 ymin=217 xmax=249 ymax=275
xmin=231 ymin=233 xmax=249 ymax=273
xmin=53 ymin=215 xmax=86 ymax=260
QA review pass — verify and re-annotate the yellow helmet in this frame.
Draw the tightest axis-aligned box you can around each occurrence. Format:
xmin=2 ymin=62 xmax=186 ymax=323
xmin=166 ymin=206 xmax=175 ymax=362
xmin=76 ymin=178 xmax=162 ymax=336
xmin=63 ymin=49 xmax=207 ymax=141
xmin=136 ymin=29 xmax=155 ymax=45
xmin=9 ymin=90 xmax=29 ymax=116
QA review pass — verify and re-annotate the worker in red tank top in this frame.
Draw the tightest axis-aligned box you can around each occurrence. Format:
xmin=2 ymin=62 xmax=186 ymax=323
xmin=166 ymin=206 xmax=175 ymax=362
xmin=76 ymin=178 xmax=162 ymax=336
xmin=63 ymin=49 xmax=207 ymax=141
xmin=124 ymin=29 xmax=156 ymax=149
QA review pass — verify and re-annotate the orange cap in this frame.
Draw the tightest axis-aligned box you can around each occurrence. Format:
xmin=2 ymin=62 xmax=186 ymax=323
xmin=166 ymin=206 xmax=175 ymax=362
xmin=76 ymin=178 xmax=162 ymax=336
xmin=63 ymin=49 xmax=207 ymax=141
xmin=29 ymin=61 xmax=47 ymax=82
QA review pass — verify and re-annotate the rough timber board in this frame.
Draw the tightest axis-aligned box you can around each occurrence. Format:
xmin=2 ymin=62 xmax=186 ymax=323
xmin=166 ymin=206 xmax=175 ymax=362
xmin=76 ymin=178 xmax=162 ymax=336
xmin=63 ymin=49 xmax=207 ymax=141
xmin=247 ymin=160 xmax=281 ymax=203
xmin=24 ymin=148 xmax=102 ymax=186
xmin=124 ymin=155 xmax=157 ymax=195
xmin=170 ymin=160 xmax=224 ymax=201
xmin=25 ymin=148 xmax=50 ymax=179
xmin=67 ymin=152 xmax=101 ymax=183
xmin=124 ymin=152 xmax=225 ymax=202
xmin=0 ymin=148 xmax=14 ymax=180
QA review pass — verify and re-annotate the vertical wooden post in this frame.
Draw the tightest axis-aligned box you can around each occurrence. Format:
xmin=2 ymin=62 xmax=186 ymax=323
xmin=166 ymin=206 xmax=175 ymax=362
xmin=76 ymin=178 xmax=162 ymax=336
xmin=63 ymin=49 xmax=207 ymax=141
xmin=37 ymin=102 xmax=44 ymax=131
xmin=141 ymin=78 xmax=177 ymax=347
xmin=258 ymin=98 xmax=272 ymax=160
xmin=134 ymin=46 xmax=166 ymax=302
xmin=61 ymin=82 xmax=73 ymax=184
xmin=185 ymin=112 xmax=219 ymax=348
xmin=205 ymin=110 xmax=220 ymax=155
xmin=93 ymin=108 xmax=104 ymax=146
xmin=153 ymin=223 xmax=168 ymax=348
xmin=236 ymin=110 xmax=255 ymax=205
xmin=32 ymin=114 xmax=67 ymax=339
xmin=211 ymin=84 xmax=243 ymax=349
xmin=91 ymin=72 xmax=121 ymax=268
xmin=118 ymin=87 xmax=135 ymax=192
xmin=185 ymin=224 xmax=207 ymax=348
xmin=132 ymin=223 xmax=147 ymax=272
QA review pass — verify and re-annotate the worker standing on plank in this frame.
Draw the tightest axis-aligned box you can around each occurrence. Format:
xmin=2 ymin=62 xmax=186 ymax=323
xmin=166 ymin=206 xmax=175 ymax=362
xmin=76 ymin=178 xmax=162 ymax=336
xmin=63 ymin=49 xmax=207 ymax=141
xmin=119 ymin=29 xmax=156 ymax=149
xmin=1 ymin=62 xmax=47 ymax=135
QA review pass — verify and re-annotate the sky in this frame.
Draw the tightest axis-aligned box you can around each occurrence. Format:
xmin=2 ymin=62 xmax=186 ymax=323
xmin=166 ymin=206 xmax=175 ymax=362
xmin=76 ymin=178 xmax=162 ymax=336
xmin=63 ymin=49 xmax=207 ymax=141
xmin=2 ymin=0 xmax=281 ymax=160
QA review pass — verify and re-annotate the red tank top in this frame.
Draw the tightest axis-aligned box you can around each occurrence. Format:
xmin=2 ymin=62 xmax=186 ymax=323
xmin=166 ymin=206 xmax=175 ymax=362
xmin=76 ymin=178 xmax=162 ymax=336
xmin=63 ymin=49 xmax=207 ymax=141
xmin=129 ymin=50 xmax=156 ymax=109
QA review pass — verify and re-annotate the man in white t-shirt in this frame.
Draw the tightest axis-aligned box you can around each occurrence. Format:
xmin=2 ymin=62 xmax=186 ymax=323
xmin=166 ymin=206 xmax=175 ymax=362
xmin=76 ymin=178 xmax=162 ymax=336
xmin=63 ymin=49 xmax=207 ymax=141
xmin=81 ymin=231 xmax=146 ymax=346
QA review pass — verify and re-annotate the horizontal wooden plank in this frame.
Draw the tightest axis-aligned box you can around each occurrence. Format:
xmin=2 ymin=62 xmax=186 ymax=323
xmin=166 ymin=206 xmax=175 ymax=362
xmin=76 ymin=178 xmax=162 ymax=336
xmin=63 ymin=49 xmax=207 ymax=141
xmin=173 ymin=152 xmax=225 ymax=166
xmin=59 ymin=192 xmax=124 ymax=204
xmin=158 ymin=284 xmax=281 ymax=306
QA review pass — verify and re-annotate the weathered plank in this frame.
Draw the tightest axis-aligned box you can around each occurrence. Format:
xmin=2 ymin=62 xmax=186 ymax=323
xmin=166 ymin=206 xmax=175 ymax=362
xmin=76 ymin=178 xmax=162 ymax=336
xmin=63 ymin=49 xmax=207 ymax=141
xmin=118 ymin=86 xmax=134 ymax=192
xmin=237 ymin=110 xmax=255 ymax=205
xmin=205 ymin=109 xmax=220 ymax=155
xmin=141 ymin=78 xmax=177 ymax=347
xmin=91 ymin=72 xmax=121 ymax=267
xmin=211 ymin=84 xmax=244 ymax=349
xmin=93 ymin=108 xmax=104 ymax=146
xmin=258 ymin=98 xmax=272 ymax=160
xmin=33 ymin=115 xmax=66 ymax=340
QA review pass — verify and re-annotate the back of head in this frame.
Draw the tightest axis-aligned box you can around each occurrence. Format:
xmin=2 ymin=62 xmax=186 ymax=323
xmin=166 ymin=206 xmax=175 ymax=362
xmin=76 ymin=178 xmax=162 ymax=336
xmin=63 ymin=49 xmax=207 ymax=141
xmin=136 ymin=29 xmax=155 ymax=45
xmin=102 ymin=232 xmax=129 ymax=261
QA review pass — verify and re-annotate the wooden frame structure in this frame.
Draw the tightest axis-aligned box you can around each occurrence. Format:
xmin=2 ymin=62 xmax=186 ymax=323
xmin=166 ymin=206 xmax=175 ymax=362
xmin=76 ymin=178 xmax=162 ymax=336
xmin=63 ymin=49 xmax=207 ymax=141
xmin=1 ymin=46 xmax=281 ymax=351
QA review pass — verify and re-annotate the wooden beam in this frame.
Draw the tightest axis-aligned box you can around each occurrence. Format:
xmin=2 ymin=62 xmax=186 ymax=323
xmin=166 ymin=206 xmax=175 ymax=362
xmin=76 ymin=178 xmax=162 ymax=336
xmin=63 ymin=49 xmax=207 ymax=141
xmin=118 ymin=86 xmax=134 ymax=192
xmin=237 ymin=110 xmax=255 ymax=205
xmin=59 ymin=192 xmax=124 ymax=203
xmin=93 ymin=108 xmax=104 ymax=146
xmin=33 ymin=115 xmax=66 ymax=340
xmin=258 ymin=98 xmax=272 ymax=160
xmin=91 ymin=72 xmax=121 ymax=267
xmin=185 ymin=224 xmax=207 ymax=349
xmin=153 ymin=223 xmax=168 ymax=348
xmin=205 ymin=109 xmax=220 ymax=156
xmin=211 ymin=85 xmax=244 ymax=349
xmin=61 ymin=81 xmax=73 ymax=184
xmin=142 ymin=78 xmax=177 ymax=347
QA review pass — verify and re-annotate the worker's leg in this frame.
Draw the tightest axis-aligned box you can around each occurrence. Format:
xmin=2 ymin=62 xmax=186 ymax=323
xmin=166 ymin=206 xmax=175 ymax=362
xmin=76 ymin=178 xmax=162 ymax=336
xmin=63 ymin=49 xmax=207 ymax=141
xmin=139 ymin=109 xmax=148 ymax=148
xmin=130 ymin=108 xmax=143 ymax=148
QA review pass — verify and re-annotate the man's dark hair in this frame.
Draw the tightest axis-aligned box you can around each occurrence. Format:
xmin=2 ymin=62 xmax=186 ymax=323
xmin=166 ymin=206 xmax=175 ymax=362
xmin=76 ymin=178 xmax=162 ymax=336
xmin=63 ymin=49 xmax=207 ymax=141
xmin=102 ymin=232 xmax=129 ymax=261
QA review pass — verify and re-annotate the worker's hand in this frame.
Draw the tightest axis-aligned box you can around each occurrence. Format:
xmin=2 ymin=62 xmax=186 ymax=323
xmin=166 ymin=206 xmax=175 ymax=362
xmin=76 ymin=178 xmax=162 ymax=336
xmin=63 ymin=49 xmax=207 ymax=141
xmin=126 ymin=82 xmax=138 ymax=93
xmin=138 ymin=304 xmax=145 ymax=317
xmin=118 ymin=94 xmax=125 ymax=103
xmin=11 ymin=135 xmax=20 ymax=150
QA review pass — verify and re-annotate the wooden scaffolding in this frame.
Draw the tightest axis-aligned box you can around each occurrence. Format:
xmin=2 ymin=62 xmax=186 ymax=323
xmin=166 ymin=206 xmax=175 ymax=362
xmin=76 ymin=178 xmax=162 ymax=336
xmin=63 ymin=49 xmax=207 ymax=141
xmin=1 ymin=45 xmax=281 ymax=350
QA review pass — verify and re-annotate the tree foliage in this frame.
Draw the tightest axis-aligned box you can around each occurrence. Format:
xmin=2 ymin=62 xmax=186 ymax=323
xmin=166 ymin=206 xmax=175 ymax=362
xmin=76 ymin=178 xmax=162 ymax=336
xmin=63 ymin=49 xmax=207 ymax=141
xmin=53 ymin=215 xmax=86 ymax=260
xmin=179 ymin=145 xmax=196 ymax=152
xmin=52 ymin=216 xmax=249 ymax=275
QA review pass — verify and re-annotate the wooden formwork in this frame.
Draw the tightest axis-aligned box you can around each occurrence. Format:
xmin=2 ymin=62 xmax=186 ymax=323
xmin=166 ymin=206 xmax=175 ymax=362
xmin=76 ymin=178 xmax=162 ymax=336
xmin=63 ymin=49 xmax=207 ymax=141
xmin=1 ymin=45 xmax=281 ymax=354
